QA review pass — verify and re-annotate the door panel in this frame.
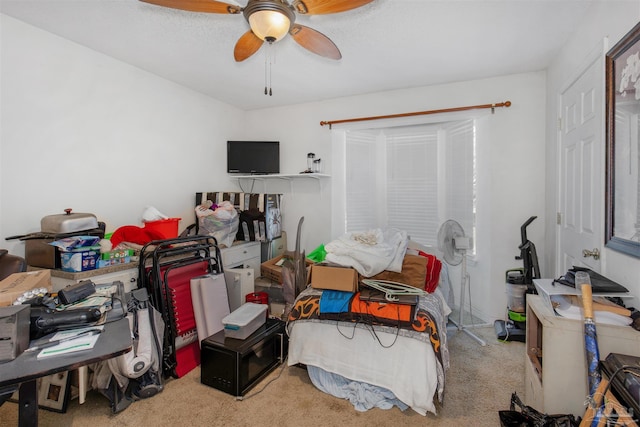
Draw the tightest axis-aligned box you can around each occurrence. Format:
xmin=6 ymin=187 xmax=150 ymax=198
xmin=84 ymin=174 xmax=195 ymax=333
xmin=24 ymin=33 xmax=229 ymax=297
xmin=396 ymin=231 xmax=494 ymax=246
xmin=558 ymin=56 xmax=603 ymax=274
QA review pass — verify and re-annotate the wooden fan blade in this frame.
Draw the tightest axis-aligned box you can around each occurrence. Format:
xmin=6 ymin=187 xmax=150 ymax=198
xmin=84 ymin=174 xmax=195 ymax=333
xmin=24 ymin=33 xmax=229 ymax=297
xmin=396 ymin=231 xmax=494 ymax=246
xmin=139 ymin=0 xmax=241 ymax=14
xmin=234 ymin=30 xmax=264 ymax=62
xmin=289 ymin=24 xmax=341 ymax=60
xmin=292 ymin=0 xmax=374 ymax=15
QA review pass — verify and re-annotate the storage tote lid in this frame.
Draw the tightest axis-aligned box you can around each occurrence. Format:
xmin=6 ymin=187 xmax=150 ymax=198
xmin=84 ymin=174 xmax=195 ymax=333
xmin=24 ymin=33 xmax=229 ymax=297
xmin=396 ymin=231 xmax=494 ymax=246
xmin=222 ymin=303 xmax=267 ymax=328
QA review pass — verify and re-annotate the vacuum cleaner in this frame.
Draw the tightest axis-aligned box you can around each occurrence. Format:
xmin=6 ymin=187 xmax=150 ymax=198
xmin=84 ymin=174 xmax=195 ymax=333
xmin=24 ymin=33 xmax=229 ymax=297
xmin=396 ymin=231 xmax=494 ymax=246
xmin=495 ymin=216 xmax=540 ymax=342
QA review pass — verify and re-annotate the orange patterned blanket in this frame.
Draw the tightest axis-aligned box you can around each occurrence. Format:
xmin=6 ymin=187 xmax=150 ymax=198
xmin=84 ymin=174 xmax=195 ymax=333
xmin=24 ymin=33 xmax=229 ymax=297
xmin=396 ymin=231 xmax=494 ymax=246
xmin=288 ymin=290 xmax=443 ymax=364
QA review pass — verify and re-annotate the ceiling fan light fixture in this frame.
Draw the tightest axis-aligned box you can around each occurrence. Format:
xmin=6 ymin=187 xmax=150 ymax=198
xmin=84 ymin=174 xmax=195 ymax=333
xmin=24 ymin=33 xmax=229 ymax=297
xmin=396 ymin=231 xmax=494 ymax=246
xmin=244 ymin=0 xmax=295 ymax=42
xmin=249 ymin=10 xmax=290 ymax=41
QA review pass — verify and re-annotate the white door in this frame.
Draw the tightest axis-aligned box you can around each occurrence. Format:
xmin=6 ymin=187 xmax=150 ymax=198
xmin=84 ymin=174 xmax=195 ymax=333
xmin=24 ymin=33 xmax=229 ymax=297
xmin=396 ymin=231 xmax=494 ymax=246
xmin=558 ymin=53 xmax=604 ymax=275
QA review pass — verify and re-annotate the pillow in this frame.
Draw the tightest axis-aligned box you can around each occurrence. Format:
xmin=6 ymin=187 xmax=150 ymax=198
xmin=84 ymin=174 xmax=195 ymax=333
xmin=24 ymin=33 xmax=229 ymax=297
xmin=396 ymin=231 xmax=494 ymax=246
xmin=366 ymin=254 xmax=428 ymax=289
xmin=417 ymin=250 xmax=442 ymax=293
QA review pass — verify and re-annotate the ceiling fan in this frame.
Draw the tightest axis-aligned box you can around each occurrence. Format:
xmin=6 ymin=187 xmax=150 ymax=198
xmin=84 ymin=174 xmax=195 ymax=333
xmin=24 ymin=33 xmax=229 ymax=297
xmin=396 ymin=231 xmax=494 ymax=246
xmin=139 ymin=0 xmax=374 ymax=61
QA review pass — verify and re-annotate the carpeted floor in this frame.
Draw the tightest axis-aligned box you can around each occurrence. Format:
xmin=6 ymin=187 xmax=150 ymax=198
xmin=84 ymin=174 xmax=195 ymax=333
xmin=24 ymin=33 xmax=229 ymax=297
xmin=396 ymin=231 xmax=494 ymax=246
xmin=0 ymin=325 xmax=525 ymax=426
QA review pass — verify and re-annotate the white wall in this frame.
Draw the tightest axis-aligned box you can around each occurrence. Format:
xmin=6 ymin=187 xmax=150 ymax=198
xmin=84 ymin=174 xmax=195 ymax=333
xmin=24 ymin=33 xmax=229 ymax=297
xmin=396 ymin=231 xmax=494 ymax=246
xmin=545 ymin=2 xmax=640 ymax=305
xmin=7 ymin=6 xmax=637 ymax=323
xmin=1 ymin=14 xmax=547 ymax=322
xmin=243 ymin=72 xmax=548 ymax=321
xmin=1 ymin=15 xmax=246 ymax=254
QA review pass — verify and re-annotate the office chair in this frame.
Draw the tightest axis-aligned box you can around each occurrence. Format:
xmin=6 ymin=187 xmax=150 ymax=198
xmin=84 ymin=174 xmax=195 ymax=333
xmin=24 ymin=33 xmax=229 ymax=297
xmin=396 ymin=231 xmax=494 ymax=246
xmin=0 ymin=249 xmax=27 ymax=281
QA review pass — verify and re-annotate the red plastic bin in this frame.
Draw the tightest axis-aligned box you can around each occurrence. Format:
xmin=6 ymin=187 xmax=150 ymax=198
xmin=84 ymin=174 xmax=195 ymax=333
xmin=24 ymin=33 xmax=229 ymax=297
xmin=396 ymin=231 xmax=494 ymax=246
xmin=144 ymin=218 xmax=181 ymax=239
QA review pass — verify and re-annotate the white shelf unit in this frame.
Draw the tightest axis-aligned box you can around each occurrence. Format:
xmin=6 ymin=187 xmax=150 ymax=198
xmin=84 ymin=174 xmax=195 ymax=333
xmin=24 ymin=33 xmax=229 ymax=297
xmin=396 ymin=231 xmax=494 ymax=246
xmin=230 ymin=173 xmax=330 ymax=193
xmin=524 ymin=294 xmax=640 ymax=417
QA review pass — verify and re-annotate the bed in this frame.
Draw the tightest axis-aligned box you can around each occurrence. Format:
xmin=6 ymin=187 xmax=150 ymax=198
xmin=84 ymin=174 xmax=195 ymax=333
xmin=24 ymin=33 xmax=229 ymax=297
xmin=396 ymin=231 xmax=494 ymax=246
xmin=285 ymin=235 xmax=452 ymax=416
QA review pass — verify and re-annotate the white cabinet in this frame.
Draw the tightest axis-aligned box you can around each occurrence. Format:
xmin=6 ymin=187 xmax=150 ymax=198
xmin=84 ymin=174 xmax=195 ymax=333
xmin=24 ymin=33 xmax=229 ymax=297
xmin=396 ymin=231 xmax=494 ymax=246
xmin=220 ymin=242 xmax=260 ymax=311
xmin=524 ymin=294 xmax=640 ymax=417
xmin=224 ymin=268 xmax=255 ymax=312
xmin=220 ymin=241 xmax=261 ymax=275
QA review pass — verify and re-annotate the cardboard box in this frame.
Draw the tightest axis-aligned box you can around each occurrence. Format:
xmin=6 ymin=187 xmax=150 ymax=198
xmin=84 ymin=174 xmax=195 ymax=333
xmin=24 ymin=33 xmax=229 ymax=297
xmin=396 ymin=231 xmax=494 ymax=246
xmin=260 ymin=254 xmax=313 ymax=283
xmin=309 ymin=264 xmax=359 ymax=292
xmin=100 ymin=249 xmax=135 ymax=260
xmin=0 ymin=270 xmax=52 ymax=307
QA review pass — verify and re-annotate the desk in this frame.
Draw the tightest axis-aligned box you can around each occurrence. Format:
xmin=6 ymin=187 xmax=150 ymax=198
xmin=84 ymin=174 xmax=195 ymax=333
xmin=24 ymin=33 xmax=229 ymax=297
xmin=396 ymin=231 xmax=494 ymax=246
xmin=0 ymin=317 xmax=132 ymax=427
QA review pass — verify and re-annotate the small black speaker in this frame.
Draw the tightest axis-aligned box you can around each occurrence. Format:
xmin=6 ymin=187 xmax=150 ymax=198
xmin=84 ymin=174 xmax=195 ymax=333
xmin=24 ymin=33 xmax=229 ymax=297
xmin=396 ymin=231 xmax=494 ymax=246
xmin=58 ymin=280 xmax=96 ymax=305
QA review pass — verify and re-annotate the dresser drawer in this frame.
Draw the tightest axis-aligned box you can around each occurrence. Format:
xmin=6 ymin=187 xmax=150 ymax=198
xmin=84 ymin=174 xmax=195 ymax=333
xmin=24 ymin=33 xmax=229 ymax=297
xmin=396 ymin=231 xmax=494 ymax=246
xmin=221 ymin=242 xmax=261 ymax=269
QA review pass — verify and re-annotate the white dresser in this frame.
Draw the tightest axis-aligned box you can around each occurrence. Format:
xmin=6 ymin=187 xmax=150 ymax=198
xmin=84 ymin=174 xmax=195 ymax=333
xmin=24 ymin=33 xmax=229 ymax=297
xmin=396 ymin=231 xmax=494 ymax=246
xmin=48 ymin=263 xmax=139 ymax=293
xmin=219 ymin=241 xmax=261 ymax=311
xmin=219 ymin=241 xmax=261 ymax=274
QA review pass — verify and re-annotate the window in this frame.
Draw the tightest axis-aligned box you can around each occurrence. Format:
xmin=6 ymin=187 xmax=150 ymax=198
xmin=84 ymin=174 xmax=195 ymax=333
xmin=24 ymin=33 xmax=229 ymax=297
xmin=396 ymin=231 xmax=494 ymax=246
xmin=340 ymin=119 xmax=476 ymax=252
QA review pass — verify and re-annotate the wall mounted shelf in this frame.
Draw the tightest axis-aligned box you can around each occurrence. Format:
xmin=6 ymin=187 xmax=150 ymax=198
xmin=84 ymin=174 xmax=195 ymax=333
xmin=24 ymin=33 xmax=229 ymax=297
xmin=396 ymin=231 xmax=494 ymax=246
xmin=230 ymin=173 xmax=330 ymax=194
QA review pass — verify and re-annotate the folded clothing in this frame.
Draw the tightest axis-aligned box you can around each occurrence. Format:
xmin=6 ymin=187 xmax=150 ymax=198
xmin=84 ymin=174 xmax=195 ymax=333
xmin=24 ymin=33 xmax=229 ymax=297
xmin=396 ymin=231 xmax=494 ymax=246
xmin=324 ymin=228 xmax=408 ymax=277
xmin=319 ymin=290 xmax=354 ymax=314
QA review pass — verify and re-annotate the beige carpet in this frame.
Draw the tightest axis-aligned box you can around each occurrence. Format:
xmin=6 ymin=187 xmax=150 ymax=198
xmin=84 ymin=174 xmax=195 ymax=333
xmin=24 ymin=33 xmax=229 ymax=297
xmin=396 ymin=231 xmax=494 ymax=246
xmin=1 ymin=326 xmax=524 ymax=426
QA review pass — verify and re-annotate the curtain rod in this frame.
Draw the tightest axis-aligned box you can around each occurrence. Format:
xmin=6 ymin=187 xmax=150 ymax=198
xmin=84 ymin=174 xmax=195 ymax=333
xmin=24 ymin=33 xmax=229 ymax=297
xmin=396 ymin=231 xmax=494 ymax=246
xmin=319 ymin=100 xmax=512 ymax=128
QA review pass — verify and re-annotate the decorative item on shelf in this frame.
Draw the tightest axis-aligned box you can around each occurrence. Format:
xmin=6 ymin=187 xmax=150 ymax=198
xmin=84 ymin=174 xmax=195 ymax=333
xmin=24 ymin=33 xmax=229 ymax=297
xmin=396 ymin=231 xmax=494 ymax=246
xmin=313 ymin=158 xmax=322 ymax=173
xmin=301 ymin=152 xmax=315 ymax=174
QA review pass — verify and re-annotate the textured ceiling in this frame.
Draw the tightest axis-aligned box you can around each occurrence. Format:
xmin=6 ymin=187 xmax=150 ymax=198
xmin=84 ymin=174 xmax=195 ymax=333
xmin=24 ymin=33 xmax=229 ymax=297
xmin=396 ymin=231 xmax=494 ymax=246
xmin=1 ymin=0 xmax=595 ymax=110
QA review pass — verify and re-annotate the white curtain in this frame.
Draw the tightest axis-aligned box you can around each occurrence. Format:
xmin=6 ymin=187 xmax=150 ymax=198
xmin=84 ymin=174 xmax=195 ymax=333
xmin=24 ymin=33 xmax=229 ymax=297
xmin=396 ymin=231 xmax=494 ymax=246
xmin=331 ymin=114 xmax=479 ymax=252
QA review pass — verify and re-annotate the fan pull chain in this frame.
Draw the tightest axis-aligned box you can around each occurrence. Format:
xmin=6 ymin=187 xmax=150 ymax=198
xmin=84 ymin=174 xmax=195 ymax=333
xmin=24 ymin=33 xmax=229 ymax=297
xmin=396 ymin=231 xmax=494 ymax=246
xmin=264 ymin=42 xmax=275 ymax=96
xmin=264 ymin=53 xmax=268 ymax=95
xmin=269 ymin=60 xmax=272 ymax=96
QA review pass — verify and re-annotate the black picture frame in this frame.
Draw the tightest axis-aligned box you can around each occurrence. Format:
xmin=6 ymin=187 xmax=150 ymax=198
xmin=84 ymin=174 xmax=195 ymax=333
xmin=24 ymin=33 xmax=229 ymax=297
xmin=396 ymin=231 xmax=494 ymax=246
xmin=9 ymin=371 xmax=72 ymax=413
xmin=38 ymin=371 xmax=72 ymax=413
xmin=605 ymin=21 xmax=640 ymax=258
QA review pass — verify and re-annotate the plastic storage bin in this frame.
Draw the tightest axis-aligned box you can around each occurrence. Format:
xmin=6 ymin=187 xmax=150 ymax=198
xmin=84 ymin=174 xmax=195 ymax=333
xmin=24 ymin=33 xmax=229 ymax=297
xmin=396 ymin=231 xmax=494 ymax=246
xmin=223 ymin=303 xmax=268 ymax=339
xmin=246 ymin=291 xmax=269 ymax=319
xmin=144 ymin=218 xmax=181 ymax=239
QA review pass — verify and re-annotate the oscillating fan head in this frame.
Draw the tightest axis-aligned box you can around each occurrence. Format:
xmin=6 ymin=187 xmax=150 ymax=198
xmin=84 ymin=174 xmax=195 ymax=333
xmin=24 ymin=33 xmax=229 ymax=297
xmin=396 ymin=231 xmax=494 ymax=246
xmin=437 ymin=219 xmax=466 ymax=265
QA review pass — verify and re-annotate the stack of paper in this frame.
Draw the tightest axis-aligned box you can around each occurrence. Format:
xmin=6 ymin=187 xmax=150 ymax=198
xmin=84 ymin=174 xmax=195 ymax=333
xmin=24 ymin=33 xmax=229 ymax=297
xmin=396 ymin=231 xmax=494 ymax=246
xmin=33 ymin=326 xmax=103 ymax=359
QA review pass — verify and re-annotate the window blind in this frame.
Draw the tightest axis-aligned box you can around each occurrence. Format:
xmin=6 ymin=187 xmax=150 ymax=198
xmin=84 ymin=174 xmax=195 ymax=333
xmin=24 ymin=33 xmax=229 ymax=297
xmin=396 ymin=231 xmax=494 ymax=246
xmin=343 ymin=119 xmax=476 ymax=251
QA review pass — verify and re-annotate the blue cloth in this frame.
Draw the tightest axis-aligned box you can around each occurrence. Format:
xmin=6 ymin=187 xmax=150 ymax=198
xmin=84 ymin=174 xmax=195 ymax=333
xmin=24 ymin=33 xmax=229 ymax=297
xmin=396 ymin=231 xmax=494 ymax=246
xmin=319 ymin=290 xmax=354 ymax=314
xmin=307 ymin=365 xmax=409 ymax=412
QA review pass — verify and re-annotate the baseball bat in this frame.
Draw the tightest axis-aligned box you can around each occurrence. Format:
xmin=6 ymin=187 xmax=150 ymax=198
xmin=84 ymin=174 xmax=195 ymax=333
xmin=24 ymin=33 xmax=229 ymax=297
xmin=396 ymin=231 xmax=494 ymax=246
xmin=581 ymin=281 xmax=601 ymax=396
xmin=577 ymin=272 xmax=603 ymax=427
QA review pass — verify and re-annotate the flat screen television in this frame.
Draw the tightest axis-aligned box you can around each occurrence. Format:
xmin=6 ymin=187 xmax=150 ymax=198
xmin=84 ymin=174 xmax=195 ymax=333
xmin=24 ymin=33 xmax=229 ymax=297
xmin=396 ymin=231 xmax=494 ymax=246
xmin=227 ymin=141 xmax=280 ymax=175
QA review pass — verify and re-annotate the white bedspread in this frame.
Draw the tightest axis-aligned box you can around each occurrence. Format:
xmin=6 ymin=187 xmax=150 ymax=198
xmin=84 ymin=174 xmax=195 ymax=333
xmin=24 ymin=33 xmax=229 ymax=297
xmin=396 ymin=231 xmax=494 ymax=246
xmin=324 ymin=228 xmax=409 ymax=276
xmin=287 ymin=321 xmax=440 ymax=416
